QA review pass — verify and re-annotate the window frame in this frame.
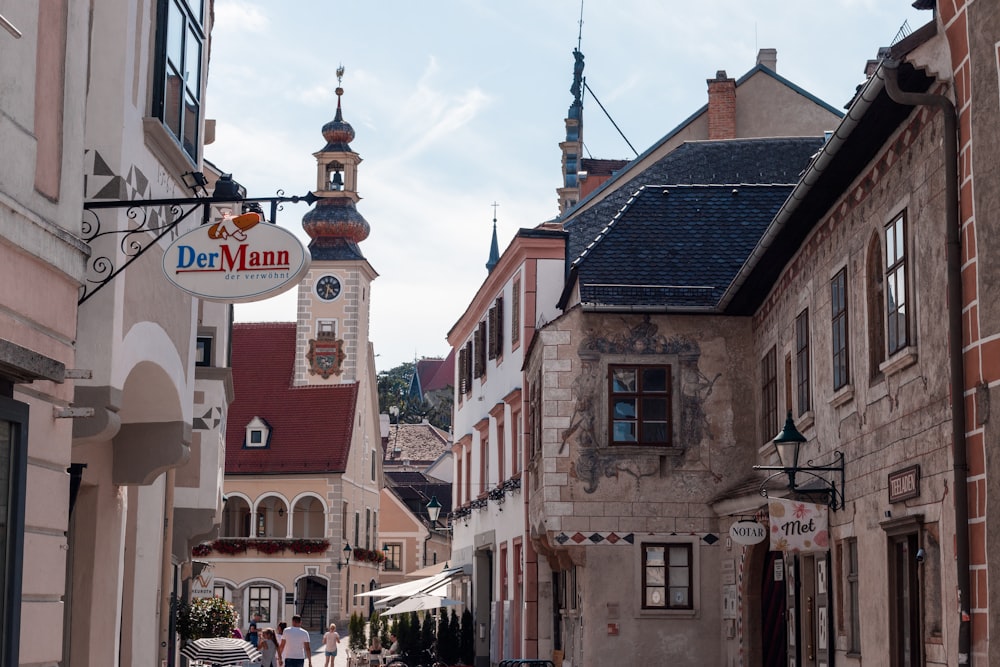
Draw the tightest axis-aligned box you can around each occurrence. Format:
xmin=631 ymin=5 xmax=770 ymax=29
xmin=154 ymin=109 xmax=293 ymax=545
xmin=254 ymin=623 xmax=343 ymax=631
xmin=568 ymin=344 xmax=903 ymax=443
xmin=885 ymin=212 xmax=911 ymax=356
xmin=607 ymin=364 xmax=673 ymax=447
xmin=795 ymin=309 xmax=811 ymax=416
xmin=640 ymin=541 xmax=694 ymax=613
xmin=384 ymin=543 xmax=403 ymax=571
xmin=244 ymin=416 xmax=270 ymax=449
xmin=248 ymin=585 xmax=272 ymax=623
xmin=831 ymin=268 xmax=850 ymax=391
xmin=195 ymin=335 xmax=213 ymax=367
xmin=761 ymin=347 xmax=778 ymax=443
xmin=152 ymin=0 xmax=206 ymax=162
xmin=0 ymin=397 xmax=27 ymax=667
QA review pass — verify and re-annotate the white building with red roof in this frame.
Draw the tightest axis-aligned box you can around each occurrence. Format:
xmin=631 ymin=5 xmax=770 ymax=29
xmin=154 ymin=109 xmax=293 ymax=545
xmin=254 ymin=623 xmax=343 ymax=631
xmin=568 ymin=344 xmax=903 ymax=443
xmin=202 ymin=81 xmax=384 ymax=631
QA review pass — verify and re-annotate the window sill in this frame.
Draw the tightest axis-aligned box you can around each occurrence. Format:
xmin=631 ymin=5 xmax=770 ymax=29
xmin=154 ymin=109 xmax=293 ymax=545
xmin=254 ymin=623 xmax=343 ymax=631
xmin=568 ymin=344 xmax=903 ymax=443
xmin=636 ymin=607 xmax=698 ymax=619
xmin=607 ymin=445 xmax=685 ymax=459
xmin=829 ymin=384 xmax=854 ymax=408
xmin=879 ymin=346 xmax=918 ymax=376
xmin=142 ymin=116 xmax=197 ymax=183
xmin=796 ymin=411 xmax=815 ymax=432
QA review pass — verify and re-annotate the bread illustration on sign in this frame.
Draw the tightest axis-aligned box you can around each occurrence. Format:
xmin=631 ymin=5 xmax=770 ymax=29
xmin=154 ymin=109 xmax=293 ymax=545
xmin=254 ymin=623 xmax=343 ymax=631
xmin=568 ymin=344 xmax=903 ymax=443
xmin=208 ymin=211 xmax=262 ymax=242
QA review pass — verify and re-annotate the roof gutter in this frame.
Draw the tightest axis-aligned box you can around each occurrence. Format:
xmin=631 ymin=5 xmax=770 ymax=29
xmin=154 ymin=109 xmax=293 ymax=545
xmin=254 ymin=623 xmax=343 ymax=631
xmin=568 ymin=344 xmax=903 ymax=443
xmin=718 ymin=69 xmax=887 ymax=311
xmin=881 ymin=57 xmax=970 ymax=666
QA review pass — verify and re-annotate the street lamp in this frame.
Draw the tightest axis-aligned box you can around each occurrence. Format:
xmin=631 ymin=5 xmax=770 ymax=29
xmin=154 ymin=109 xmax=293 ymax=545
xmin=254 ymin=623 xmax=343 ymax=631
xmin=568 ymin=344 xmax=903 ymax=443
xmin=754 ymin=410 xmax=845 ymax=510
xmin=426 ymin=496 xmax=442 ymax=524
xmin=338 ymin=542 xmax=352 ymax=571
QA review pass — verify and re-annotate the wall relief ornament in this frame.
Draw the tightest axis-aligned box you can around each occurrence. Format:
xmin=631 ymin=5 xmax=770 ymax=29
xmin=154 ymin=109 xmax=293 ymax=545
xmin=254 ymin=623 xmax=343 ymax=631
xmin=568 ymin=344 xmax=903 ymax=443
xmin=561 ymin=315 xmax=718 ymax=493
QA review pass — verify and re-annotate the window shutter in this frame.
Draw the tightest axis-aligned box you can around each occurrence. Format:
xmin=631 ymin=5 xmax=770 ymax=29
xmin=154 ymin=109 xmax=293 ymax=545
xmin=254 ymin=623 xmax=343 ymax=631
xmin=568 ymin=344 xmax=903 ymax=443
xmin=495 ymin=296 xmax=504 ymax=356
xmin=458 ymin=346 xmax=468 ymax=395
xmin=464 ymin=341 xmax=473 ymax=392
xmin=511 ymin=282 xmax=520 ymax=344
xmin=488 ymin=306 xmax=498 ymax=360
xmin=475 ymin=322 xmax=487 ymax=378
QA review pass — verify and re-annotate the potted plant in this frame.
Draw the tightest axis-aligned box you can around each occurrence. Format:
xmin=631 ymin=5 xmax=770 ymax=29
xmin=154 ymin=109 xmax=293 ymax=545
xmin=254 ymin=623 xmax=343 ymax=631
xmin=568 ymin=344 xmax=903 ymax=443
xmin=176 ymin=596 xmax=239 ymax=641
xmin=348 ymin=612 xmax=367 ymax=653
xmin=459 ymin=609 xmax=474 ymax=666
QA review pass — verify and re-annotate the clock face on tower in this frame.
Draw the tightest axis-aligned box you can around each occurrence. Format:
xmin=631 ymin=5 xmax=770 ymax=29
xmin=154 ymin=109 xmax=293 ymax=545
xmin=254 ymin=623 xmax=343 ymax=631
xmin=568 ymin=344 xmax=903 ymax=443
xmin=315 ymin=275 xmax=342 ymax=301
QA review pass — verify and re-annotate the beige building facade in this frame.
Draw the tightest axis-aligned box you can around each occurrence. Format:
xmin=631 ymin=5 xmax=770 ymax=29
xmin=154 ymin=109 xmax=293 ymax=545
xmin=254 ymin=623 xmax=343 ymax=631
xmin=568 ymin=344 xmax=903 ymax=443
xmin=207 ymin=85 xmax=385 ymax=631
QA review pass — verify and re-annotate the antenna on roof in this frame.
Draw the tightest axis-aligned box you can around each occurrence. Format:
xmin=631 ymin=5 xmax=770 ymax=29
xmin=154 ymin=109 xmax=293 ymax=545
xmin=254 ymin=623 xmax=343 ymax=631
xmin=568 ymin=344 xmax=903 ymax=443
xmin=577 ymin=0 xmax=584 ymax=51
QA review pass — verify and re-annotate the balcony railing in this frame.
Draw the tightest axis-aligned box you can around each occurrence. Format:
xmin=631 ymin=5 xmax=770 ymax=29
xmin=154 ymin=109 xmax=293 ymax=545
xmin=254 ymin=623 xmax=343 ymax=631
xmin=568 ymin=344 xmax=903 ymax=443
xmin=192 ymin=538 xmax=330 ymax=557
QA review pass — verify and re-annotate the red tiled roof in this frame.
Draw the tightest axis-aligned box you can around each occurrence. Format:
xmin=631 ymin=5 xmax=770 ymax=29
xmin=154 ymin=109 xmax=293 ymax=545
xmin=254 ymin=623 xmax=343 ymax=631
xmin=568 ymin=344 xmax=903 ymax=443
xmin=424 ymin=349 xmax=455 ymax=392
xmin=415 ymin=358 xmax=442 ymax=393
xmin=226 ymin=323 xmax=357 ymax=474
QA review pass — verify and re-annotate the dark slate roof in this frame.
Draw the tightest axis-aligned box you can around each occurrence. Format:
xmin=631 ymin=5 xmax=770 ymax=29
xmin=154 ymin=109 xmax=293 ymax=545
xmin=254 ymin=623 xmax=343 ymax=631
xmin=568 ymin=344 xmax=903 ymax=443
xmin=226 ymin=323 xmax=357 ymax=474
xmin=723 ymin=60 xmax=937 ymax=314
xmin=573 ymin=184 xmax=794 ymax=309
xmin=563 ymin=137 xmax=824 ymax=263
xmin=386 ymin=471 xmax=453 ymax=518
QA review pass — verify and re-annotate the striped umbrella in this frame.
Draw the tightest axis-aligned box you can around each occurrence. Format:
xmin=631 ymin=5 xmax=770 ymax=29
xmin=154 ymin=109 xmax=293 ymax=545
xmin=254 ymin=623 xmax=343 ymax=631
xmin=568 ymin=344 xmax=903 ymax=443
xmin=180 ymin=637 xmax=262 ymax=665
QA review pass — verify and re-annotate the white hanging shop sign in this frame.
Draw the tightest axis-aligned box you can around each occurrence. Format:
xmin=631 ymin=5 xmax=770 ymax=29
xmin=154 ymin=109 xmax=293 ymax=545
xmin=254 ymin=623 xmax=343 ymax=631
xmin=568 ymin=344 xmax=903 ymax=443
xmin=729 ymin=519 xmax=767 ymax=546
xmin=163 ymin=211 xmax=310 ymax=303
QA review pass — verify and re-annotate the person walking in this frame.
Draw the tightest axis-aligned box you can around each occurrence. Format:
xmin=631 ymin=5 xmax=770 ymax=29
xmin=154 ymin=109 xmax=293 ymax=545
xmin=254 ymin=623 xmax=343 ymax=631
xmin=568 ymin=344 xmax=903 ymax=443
xmin=322 ymin=623 xmax=340 ymax=667
xmin=278 ymin=615 xmax=313 ymax=667
xmin=259 ymin=628 xmax=282 ymax=667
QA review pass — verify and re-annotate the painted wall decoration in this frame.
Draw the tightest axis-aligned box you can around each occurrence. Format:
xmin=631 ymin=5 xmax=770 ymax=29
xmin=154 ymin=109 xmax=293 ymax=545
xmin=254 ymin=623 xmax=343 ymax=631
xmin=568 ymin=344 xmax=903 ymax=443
xmin=307 ymin=335 xmax=347 ymax=378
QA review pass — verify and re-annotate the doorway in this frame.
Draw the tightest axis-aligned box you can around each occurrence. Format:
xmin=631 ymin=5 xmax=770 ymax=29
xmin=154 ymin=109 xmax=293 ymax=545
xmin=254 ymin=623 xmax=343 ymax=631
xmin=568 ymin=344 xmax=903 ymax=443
xmin=761 ymin=551 xmax=787 ymax=667
xmin=296 ymin=576 xmax=328 ymax=631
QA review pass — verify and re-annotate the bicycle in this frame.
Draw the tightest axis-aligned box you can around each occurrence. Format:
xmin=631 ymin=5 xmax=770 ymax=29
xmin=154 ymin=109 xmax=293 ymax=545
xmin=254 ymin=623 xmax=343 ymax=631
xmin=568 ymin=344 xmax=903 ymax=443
xmin=385 ymin=647 xmax=446 ymax=667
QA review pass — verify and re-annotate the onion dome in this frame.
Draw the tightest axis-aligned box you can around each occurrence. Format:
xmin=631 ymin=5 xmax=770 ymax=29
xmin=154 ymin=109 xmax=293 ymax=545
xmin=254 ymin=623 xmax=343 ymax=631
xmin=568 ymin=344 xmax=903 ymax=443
xmin=302 ymin=198 xmax=369 ymax=244
xmin=321 ymin=87 xmax=355 ymax=152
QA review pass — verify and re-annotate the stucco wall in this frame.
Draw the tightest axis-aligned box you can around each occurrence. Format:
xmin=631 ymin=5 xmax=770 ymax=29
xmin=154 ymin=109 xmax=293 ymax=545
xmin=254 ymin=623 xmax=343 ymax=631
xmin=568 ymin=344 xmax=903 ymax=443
xmin=526 ymin=308 xmax=757 ymax=665
xmin=748 ymin=99 xmax=956 ymax=665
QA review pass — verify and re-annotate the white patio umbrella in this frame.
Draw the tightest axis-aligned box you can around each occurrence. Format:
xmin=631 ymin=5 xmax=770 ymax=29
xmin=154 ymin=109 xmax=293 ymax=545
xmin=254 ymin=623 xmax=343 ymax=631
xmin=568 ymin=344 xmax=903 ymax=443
xmin=179 ymin=637 xmax=262 ymax=665
xmin=380 ymin=594 xmax=462 ymax=616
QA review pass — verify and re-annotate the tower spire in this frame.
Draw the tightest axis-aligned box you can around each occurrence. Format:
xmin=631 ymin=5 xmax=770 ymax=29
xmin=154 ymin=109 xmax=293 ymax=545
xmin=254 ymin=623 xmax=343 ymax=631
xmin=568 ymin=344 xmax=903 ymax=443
xmin=486 ymin=202 xmax=500 ymax=273
xmin=301 ymin=66 xmax=370 ymax=261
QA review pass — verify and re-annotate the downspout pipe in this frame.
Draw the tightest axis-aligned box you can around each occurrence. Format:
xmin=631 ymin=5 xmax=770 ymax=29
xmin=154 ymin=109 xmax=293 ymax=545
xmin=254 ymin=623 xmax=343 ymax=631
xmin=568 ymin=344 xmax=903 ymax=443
xmin=881 ymin=59 xmax=971 ymax=665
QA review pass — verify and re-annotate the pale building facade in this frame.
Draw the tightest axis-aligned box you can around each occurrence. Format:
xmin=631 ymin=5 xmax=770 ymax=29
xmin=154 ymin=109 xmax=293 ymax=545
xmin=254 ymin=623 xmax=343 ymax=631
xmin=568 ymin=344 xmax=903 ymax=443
xmin=448 ymin=227 xmax=566 ymax=665
xmin=2 ymin=1 xmax=233 ymax=665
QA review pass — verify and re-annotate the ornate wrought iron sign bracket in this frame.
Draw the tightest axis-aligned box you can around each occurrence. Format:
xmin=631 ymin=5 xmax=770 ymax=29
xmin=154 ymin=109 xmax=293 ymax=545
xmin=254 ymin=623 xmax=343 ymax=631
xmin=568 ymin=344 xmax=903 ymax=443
xmin=79 ymin=191 xmax=317 ymax=305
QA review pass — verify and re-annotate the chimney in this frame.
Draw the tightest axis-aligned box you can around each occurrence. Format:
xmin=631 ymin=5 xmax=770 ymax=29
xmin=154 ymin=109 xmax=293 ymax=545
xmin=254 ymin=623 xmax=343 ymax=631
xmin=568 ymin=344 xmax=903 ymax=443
xmin=756 ymin=48 xmax=777 ymax=71
xmin=707 ymin=70 xmax=737 ymax=140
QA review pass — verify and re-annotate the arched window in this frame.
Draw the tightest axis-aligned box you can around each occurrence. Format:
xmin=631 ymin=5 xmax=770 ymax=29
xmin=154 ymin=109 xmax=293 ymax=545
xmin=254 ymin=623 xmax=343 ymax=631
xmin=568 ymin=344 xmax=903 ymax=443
xmin=221 ymin=497 xmax=251 ymax=537
xmin=292 ymin=496 xmax=326 ymax=538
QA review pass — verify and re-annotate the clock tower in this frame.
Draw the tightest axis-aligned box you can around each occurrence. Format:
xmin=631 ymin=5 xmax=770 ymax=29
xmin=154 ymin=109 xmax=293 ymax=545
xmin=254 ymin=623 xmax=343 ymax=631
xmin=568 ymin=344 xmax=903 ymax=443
xmin=295 ymin=73 xmax=377 ymax=386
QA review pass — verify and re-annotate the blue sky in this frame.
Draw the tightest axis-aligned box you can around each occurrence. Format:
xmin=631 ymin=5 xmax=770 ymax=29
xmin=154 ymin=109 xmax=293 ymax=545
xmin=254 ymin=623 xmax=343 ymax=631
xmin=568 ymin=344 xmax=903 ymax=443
xmin=206 ymin=1 xmax=930 ymax=371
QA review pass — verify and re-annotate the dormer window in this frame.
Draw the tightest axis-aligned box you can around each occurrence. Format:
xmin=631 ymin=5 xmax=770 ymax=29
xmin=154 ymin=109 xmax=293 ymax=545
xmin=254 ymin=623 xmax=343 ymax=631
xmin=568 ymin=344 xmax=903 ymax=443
xmin=245 ymin=416 xmax=271 ymax=449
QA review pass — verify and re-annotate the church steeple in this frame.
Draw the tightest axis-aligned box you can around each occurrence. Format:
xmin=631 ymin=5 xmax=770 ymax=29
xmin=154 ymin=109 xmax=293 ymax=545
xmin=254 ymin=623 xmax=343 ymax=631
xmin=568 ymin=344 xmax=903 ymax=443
xmin=296 ymin=66 xmax=378 ymax=387
xmin=486 ymin=203 xmax=500 ymax=273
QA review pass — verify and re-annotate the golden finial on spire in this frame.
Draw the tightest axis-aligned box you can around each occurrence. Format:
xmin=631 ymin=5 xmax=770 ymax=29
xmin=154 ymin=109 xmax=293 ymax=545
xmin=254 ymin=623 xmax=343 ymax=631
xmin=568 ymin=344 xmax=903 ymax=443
xmin=336 ymin=64 xmax=345 ymax=86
